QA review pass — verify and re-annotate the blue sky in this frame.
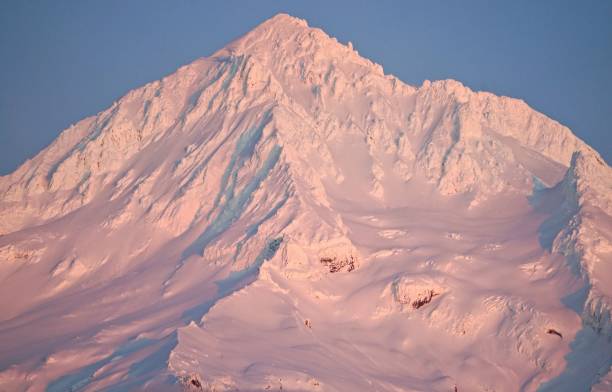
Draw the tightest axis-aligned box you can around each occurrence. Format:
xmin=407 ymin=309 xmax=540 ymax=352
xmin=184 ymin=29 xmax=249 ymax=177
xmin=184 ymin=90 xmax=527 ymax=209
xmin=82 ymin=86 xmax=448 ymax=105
xmin=0 ymin=0 xmax=610 ymax=174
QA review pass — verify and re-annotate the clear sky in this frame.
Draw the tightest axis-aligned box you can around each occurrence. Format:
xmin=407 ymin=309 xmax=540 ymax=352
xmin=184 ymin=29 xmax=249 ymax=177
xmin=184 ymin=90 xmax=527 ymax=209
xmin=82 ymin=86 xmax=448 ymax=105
xmin=1 ymin=0 xmax=610 ymax=174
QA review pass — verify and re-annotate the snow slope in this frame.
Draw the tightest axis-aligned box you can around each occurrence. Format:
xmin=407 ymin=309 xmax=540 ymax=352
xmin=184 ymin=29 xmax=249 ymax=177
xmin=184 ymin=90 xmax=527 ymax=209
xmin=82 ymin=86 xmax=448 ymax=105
xmin=0 ymin=14 xmax=610 ymax=392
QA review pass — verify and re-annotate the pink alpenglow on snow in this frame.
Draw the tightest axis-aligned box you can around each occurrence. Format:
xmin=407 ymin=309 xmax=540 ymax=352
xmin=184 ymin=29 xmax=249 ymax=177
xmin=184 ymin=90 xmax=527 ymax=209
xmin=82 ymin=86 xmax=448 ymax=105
xmin=0 ymin=14 xmax=611 ymax=392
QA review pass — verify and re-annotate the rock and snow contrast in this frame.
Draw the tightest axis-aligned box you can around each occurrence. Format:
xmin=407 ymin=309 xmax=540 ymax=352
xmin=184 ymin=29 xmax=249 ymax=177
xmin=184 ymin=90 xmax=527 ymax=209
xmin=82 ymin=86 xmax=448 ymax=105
xmin=0 ymin=14 xmax=611 ymax=391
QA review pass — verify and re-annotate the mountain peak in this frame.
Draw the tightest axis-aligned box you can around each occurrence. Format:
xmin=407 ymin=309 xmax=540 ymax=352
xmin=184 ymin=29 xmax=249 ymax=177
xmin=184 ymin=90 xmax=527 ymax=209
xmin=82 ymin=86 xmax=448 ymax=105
xmin=216 ymin=13 xmax=383 ymax=77
xmin=221 ymin=13 xmax=317 ymax=53
xmin=1 ymin=13 xmax=612 ymax=392
xmin=260 ymin=13 xmax=309 ymax=28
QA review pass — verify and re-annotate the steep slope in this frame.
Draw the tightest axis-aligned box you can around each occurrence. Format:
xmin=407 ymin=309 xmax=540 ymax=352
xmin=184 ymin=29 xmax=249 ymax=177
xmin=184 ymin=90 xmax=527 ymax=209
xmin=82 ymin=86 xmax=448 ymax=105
xmin=0 ymin=14 xmax=610 ymax=392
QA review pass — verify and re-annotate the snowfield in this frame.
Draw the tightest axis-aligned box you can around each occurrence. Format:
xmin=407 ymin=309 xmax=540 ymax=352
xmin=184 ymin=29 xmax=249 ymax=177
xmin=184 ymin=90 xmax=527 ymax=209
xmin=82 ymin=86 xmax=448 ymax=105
xmin=0 ymin=14 xmax=611 ymax=392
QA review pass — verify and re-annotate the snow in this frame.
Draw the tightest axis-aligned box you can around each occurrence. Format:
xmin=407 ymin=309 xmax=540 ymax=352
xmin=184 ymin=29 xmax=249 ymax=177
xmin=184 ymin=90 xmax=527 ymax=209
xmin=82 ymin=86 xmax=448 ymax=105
xmin=0 ymin=13 xmax=611 ymax=391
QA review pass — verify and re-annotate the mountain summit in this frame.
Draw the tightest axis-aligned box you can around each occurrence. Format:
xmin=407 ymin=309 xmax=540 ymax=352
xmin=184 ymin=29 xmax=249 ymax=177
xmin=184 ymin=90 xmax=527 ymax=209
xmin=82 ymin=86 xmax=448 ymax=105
xmin=0 ymin=14 xmax=611 ymax=391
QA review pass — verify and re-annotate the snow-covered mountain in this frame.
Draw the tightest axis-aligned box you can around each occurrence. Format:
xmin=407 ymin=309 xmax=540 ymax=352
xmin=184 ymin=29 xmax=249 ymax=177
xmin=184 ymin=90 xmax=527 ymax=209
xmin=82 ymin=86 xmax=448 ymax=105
xmin=0 ymin=14 xmax=611 ymax=391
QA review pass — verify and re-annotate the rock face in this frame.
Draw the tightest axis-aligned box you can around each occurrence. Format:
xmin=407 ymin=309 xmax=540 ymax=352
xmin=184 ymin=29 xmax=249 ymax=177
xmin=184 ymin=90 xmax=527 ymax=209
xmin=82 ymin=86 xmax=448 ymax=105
xmin=0 ymin=13 xmax=610 ymax=392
